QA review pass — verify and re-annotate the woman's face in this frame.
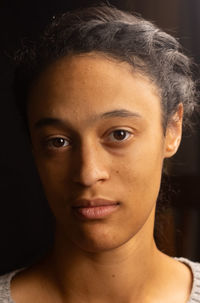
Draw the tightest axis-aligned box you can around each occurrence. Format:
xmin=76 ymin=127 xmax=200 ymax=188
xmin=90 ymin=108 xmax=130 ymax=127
xmin=28 ymin=53 xmax=181 ymax=252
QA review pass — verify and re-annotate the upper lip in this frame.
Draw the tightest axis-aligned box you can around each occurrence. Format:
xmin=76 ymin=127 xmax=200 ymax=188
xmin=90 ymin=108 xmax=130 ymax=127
xmin=72 ymin=198 xmax=119 ymax=208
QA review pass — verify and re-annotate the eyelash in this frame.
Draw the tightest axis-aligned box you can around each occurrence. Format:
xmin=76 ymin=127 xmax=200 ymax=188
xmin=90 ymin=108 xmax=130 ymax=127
xmin=44 ymin=129 xmax=133 ymax=150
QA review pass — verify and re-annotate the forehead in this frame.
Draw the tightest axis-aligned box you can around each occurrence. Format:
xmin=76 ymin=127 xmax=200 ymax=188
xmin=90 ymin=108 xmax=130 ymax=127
xmin=28 ymin=53 xmax=162 ymax=126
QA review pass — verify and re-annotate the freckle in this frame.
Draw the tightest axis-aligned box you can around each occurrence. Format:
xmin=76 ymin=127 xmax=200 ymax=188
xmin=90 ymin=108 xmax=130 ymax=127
xmin=116 ymin=170 xmax=119 ymax=174
xmin=112 ymin=274 xmax=115 ymax=278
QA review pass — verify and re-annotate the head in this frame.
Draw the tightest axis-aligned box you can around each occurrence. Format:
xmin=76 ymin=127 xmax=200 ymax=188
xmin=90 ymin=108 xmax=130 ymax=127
xmin=13 ymin=5 xmax=197 ymax=253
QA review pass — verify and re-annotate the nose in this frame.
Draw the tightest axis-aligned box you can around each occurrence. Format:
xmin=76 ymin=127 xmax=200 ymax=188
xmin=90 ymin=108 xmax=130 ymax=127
xmin=72 ymin=141 xmax=109 ymax=187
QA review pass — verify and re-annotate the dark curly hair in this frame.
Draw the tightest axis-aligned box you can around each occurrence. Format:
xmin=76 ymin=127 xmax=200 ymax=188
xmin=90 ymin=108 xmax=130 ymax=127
xmin=13 ymin=5 xmax=198 ymax=133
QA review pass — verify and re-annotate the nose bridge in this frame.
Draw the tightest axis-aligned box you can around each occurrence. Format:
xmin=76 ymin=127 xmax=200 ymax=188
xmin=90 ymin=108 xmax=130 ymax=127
xmin=73 ymin=137 xmax=109 ymax=186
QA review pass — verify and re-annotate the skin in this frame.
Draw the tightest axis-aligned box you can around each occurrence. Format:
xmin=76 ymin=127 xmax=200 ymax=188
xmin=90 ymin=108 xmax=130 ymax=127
xmin=11 ymin=53 xmax=192 ymax=303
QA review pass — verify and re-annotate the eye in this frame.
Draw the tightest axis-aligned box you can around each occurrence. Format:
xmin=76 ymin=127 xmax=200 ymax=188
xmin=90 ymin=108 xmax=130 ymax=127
xmin=107 ymin=129 xmax=132 ymax=142
xmin=46 ymin=137 xmax=70 ymax=149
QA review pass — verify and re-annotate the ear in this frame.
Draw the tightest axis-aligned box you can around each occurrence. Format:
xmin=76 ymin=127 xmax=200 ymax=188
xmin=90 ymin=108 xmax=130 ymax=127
xmin=164 ymin=103 xmax=183 ymax=158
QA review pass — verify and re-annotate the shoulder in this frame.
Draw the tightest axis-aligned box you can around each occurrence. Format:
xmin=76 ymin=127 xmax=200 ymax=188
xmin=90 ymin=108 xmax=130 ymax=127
xmin=0 ymin=269 xmax=24 ymax=303
xmin=176 ymin=257 xmax=200 ymax=303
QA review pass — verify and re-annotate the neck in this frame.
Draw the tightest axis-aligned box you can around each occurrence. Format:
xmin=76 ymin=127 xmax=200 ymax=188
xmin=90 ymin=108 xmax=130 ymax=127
xmin=42 ymin=213 xmax=163 ymax=303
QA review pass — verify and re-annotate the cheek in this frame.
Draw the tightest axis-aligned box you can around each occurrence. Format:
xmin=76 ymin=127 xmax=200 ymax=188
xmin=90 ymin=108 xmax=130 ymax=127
xmin=113 ymin=158 xmax=162 ymax=236
xmin=34 ymin=160 xmax=73 ymax=222
xmin=114 ymin=140 xmax=164 ymax=206
xmin=33 ymin=153 xmax=72 ymax=203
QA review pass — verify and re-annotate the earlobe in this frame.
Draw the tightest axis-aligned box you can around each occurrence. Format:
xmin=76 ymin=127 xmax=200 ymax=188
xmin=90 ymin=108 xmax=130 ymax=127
xmin=164 ymin=103 xmax=183 ymax=158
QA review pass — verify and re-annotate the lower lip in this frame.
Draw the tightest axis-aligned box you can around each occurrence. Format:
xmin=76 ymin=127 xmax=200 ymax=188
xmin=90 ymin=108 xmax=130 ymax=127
xmin=72 ymin=204 xmax=119 ymax=220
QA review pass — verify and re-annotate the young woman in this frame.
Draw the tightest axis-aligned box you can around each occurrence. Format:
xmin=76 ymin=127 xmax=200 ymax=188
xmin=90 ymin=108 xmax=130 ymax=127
xmin=0 ymin=5 xmax=199 ymax=303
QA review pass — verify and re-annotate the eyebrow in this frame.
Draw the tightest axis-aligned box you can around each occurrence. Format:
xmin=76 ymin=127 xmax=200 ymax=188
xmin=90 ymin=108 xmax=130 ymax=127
xmin=101 ymin=109 xmax=141 ymax=119
xmin=34 ymin=109 xmax=142 ymax=129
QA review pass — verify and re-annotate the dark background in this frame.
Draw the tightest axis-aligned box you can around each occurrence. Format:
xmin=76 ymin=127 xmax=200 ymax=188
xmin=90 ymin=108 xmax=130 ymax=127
xmin=0 ymin=0 xmax=200 ymax=274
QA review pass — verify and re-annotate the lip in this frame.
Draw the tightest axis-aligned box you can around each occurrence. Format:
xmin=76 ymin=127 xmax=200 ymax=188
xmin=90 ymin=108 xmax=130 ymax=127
xmin=72 ymin=198 xmax=120 ymax=220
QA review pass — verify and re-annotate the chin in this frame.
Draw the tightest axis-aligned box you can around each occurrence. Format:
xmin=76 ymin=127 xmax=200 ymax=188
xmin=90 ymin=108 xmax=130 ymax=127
xmin=65 ymin=224 xmax=136 ymax=254
xmin=71 ymin=238 xmax=124 ymax=253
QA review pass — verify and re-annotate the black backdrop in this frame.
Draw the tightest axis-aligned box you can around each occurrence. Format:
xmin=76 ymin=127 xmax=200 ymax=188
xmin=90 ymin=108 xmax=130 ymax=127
xmin=0 ymin=0 xmax=200 ymax=274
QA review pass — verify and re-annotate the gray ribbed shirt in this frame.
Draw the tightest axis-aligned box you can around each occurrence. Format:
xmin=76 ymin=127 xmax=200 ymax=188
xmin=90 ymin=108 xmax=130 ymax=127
xmin=0 ymin=258 xmax=199 ymax=302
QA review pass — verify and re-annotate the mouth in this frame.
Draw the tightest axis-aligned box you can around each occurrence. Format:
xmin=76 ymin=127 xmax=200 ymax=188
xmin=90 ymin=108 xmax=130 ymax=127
xmin=71 ymin=198 xmax=120 ymax=220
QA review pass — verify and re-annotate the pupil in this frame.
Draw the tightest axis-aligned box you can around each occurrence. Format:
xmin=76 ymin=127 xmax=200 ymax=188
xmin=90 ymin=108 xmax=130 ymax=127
xmin=54 ymin=138 xmax=64 ymax=147
xmin=114 ymin=130 xmax=126 ymax=140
